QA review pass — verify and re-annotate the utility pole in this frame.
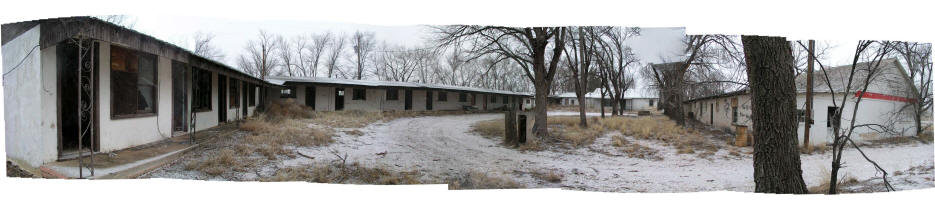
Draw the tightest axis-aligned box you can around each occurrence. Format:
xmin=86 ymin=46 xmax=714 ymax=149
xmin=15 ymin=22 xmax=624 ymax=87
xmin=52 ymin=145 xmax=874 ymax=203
xmin=804 ymin=40 xmax=815 ymax=153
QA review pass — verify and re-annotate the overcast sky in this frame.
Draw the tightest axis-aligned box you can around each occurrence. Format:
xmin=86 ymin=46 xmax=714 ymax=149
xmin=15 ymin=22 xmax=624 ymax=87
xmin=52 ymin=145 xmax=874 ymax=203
xmin=131 ymin=15 xmax=867 ymax=89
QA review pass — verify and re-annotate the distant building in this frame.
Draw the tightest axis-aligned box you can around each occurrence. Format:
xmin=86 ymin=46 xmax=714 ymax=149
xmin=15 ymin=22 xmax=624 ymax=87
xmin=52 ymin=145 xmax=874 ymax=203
xmin=550 ymin=88 xmax=659 ymax=111
xmin=266 ymin=76 xmax=532 ymax=112
xmin=682 ymin=58 xmax=922 ymax=146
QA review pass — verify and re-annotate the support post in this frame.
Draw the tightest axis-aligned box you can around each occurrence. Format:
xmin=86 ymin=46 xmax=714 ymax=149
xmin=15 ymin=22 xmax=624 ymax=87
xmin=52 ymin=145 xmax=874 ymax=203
xmin=804 ymin=40 xmax=815 ymax=152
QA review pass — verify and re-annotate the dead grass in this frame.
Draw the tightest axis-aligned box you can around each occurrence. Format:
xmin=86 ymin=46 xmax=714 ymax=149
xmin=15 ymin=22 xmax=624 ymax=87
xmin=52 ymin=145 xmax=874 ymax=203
xmin=470 ymin=115 xmax=720 ymax=155
xmin=184 ymin=149 xmax=254 ymax=176
xmin=809 ymin=167 xmax=859 ymax=194
xmin=532 ymin=170 xmax=563 ymax=183
xmin=263 ymin=161 xmax=421 ymax=185
xmin=448 ymin=172 xmax=523 ymax=190
xmin=611 ymin=135 xmax=663 ymax=160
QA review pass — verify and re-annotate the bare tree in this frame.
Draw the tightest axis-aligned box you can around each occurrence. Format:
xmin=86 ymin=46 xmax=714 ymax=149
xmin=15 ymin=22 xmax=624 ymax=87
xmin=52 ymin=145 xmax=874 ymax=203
xmin=326 ymin=34 xmax=347 ymax=78
xmin=893 ymin=42 xmax=933 ymax=138
xmin=563 ymin=26 xmax=598 ymax=127
xmin=645 ymin=35 xmax=743 ymax=124
xmin=374 ymin=44 xmax=425 ymax=82
xmin=276 ymin=35 xmax=297 ymax=76
xmin=350 ymin=30 xmax=376 ymax=80
xmin=237 ymin=30 xmax=280 ymax=80
xmin=308 ymin=32 xmax=333 ymax=77
xmin=192 ymin=31 xmax=225 ymax=61
xmin=741 ymin=35 xmax=808 ymax=194
xmin=817 ymin=40 xmax=898 ymax=194
xmin=435 ymin=26 xmax=567 ymax=137
xmin=594 ymin=27 xmax=641 ymax=116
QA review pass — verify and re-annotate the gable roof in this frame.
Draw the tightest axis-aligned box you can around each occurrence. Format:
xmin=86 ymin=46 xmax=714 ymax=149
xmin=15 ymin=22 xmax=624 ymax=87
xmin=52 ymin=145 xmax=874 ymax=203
xmin=267 ymin=76 xmax=533 ymax=96
xmin=794 ymin=58 xmax=909 ymax=94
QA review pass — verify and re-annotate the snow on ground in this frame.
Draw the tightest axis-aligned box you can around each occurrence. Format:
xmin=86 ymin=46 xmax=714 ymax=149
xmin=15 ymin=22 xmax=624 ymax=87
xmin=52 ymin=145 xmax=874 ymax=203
xmin=283 ymin=112 xmax=934 ymax=192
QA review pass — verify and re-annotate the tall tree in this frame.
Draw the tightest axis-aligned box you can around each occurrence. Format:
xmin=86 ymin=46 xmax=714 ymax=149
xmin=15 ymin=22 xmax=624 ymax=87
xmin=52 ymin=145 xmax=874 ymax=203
xmin=237 ymin=30 xmax=280 ymax=80
xmin=308 ymin=32 xmax=333 ymax=77
xmin=741 ymin=35 xmax=808 ymax=194
xmin=894 ymin=42 xmax=933 ymax=138
xmin=563 ymin=26 xmax=597 ymax=127
xmin=594 ymin=27 xmax=641 ymax=116
xmin=435 ymin=26 xmax=567 ymax=136
xmin=325 ymin=34 xmax=347 ymax=78
xmin=350 ymin=30 xmax=376 ymax=80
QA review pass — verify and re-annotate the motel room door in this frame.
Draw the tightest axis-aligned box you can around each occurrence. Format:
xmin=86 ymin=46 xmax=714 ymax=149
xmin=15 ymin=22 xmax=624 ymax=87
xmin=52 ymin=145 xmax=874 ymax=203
xmin=426 ymin=91 xmax=433 ymax=110
xmin=335 ymin=88 xmax=345 ymax=110
xmin=710 ymin=104 xmax=714 ymax=125
xmin=242 ymin=83 xmax=249 ymax=116
xmin=171 ymin=61 xmax=188 ymax=133
xmin=218 ymin=75 xmax=227 ymax=122
xmin=57 ymin=41 xmax=100 ymax=157
xmin=404 ymin=89 xmax=413 ymax=110
xmin=306 ymin=86 xmax=316 ymax=110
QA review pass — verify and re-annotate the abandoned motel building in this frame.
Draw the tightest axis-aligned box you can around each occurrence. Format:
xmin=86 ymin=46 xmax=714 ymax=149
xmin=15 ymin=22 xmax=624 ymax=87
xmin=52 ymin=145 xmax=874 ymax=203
xmin=2 ymin=17 xmax=534 ymax=170
xmin=549 ymin=88 xmax=659 ymax=111
xmin=681 ymin=58 xmax=930 ymax=147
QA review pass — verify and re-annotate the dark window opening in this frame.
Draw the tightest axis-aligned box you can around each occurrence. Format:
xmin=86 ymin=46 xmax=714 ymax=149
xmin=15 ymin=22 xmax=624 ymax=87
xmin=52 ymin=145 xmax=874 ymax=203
xmin=353 ymin=88 xmax=366 ymax=100
xmin=192 ymin=68 xmax=212 ymax=112
xmin=459 ymin=92 xmax=467 ymax=102
xmin=491 ymin=95 xmax=497 ymax=103
xmin=110 ymin=45 xmax=158 ymax=118
xmin=229 ymin=79 xmax=239 ymax=108
xmin=732 ymin=107 xmax=738 ymax=123
xmin=502 ymin=95 xmax=508 ymax=104
xmin=796 ymin=109 xmax=807 ymax=123
xmin=827 ymin=106 xmax=841 ymax=128
xmin=438 ymin=91 xmax=447 ymax=101
xmin=280 ymin=86 xmax=296 ymax=98
xmin=386 ymin=88 xmax=399 ymax=100
xmin=248 ymin=83 xmax=256 ymax=107
xmin=649 ymin=99 xmax=654 ymax=106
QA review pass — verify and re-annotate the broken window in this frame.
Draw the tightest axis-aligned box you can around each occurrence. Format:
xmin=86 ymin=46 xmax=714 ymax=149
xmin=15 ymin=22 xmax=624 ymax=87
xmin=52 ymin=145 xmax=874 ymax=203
xmin=280 ymin=86 xmax=296 ymax=98
xmin=192 ymin=68 xmax=212 ymax=112
xmin=827 ymin=106 xmax=841 ymax=128
xmin=111 ymin=45 xmax=158 ymax=118
xmin=649 ymin=99 xmax=654 ymax=106
xmin=438 ymin=91 xmax=447 ymax=101
xmin=353 ymin=88 xmax=366 ymax=100
xmin=386 ymin=88 xmax=398 ymax=100
xmin=732 ymin=107 xmax=738 ymax=123
xmin=459 ymin=93 xmax=467 ymax=102
xmin=229 ymin=79 xmax=239 ymax=108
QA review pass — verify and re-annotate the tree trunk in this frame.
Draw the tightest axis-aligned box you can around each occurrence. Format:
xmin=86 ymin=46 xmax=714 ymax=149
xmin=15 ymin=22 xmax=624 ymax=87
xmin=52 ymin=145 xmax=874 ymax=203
xmin=742 ymin=35 xmax=809 ymax=194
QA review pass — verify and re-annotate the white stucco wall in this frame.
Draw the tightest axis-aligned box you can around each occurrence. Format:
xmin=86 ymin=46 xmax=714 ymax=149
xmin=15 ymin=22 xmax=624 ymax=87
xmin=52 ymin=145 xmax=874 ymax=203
xmin=3 ymin=25 xmax=59 ymax=167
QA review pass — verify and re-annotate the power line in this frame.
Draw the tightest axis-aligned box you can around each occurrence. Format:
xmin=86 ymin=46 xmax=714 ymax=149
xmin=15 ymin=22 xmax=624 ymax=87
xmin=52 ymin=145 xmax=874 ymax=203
xmin=2 ymin=44 xmax=42 ymax=78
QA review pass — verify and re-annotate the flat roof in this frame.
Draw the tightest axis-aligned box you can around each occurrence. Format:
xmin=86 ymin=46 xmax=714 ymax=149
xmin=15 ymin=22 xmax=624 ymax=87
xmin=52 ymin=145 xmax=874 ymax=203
xmin=267 ymin=76 xmax=533 ymax=96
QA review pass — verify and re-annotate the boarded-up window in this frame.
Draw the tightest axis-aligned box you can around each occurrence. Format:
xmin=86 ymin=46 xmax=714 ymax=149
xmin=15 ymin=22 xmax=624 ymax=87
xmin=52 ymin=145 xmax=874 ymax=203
xmin=229 ymin=79 xmax=239 ymax=108
xmin=438 ymin=91 xmax=447 ymax=101
xmin=459 ymin=93 xmax=467 ymax=102
xmin=386 ymin=88 xmax=398 ymax=100
xmin=192 ymin=68 xmax=211 ymax=112
xmin=353 ymin=88 xmax=366 ymax=100
xmin=111 ymin=45 xmax=158 ymax=118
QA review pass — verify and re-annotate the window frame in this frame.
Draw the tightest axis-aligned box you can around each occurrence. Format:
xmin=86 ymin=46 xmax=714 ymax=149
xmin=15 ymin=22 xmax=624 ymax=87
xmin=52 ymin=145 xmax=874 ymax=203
xmin=438 ymin=91 xmax=448 ymax=101
xmin=280 ymin=86 xmax=296 ymax=98
xmin=353 ymin=88 xmax=367 ymax=100
xmin=385 ymin=88 xmax=399 ymax=101
xmin=110 ymin=44 xmax=159 ymax=119
xmin=191 ymin=67 xmax=212 ymax=112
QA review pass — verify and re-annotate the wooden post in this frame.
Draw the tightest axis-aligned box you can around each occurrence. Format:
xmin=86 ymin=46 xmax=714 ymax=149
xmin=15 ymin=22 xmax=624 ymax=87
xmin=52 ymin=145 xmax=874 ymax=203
xmin=804 ymin=40 xmax=814 ymax=153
